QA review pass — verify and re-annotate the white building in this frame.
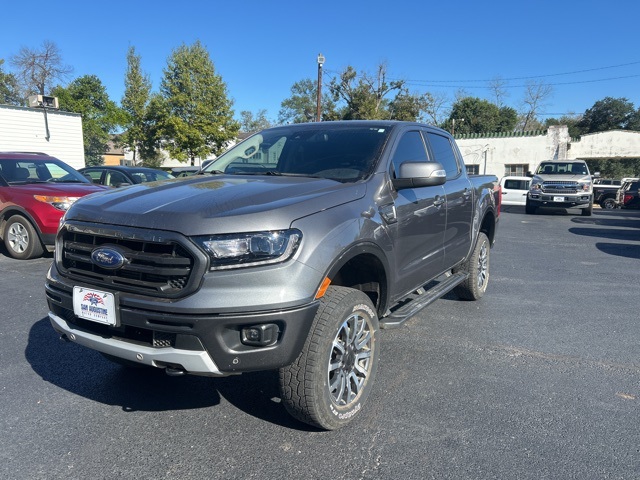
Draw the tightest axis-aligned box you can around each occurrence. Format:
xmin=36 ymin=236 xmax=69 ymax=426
xmin=0 ymin=103 xmax=85 ymax=169
xmin=456 ymin=126 xmax=640 ymax=177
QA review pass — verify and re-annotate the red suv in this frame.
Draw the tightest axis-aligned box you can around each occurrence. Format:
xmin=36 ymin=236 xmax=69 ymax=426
xmin=0 ymin=152 xmax=109 ymax=259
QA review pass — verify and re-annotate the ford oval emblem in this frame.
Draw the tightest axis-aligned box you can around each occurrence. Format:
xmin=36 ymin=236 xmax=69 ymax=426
xmin=91 ymin=247 xmax=126 ymax=270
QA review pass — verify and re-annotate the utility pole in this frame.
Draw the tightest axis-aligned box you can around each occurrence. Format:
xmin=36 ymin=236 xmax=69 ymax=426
xmin=316 ymin=53 xmax=325 ymax=122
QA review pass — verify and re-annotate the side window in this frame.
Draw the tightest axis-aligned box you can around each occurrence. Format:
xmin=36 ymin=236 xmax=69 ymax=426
xmin=424 ymin=132 xmax=460 ymax=179
xmin=107 ymin=171 xmax=129 ymax=187
xmin=83 ymin=169 xmax=103 ymax=183
xmin=390 ymin=131 xmax=428 ymax=177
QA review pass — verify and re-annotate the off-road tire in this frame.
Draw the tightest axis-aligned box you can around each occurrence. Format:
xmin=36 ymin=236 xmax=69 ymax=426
xmin=3 ymin=215 xmax=44 ymax=260
xmin=279 ymin=286 xmax=379 ymax=430
xmin=454 ymin=232 xmax=490 ymax=301
xmin=581 ymin=201 xmax=593 ymax=216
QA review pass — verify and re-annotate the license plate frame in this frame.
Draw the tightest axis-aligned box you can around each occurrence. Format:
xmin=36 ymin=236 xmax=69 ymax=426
xmin=73 ymin=286 xmax=117 ymax=326
xmin=553 ymin=196 xmax=565 ymax=202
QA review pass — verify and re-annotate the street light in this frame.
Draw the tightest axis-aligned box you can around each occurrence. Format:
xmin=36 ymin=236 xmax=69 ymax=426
xmin=316 ymin=53 xmax=325 ymax=122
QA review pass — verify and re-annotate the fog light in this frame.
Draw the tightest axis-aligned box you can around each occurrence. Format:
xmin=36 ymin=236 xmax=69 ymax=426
xmin=241 ymin=324 xmax=280 ymax=346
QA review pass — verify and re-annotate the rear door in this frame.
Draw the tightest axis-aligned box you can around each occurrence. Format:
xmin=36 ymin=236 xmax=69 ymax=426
xmin=424 ymin=130 xmax=473 ymax=268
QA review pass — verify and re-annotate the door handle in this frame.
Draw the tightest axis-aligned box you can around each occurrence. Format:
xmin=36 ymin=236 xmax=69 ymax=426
xmin=433 ymin=196 xmax=445 ymax=207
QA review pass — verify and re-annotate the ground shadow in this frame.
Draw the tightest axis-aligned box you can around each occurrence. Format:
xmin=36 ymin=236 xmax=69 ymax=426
xmin=26 ymin=317 xmax=312 ymax=430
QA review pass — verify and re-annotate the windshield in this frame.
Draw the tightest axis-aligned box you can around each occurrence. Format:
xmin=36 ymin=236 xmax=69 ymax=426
xmin=0 ymin=158 xmax=90 ymax=184
xmin=536 ymin=162 xmax=588 ymax=175
xmin=202 ymin=125 xmax=390 ymax=182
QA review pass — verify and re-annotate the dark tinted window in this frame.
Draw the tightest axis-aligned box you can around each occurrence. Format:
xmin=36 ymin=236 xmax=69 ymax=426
xmin=390 ymin=131 xmax=427 ymax=177
xmin=504 ymin=179 xmax=530 ymax=190
xmin=424 ymin=132 xmax=460 ymax=178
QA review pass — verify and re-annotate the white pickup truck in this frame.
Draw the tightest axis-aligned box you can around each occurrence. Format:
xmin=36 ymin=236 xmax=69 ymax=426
xmin=525 ymin=160 xmax=593 ymax=216
xmin=500 ymin=176 xmax=531 ymax=206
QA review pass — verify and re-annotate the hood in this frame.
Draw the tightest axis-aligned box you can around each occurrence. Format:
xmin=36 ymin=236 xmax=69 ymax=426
xmin=533 ymin=173 xmax=590 ymax=183
xmin=67 ymin=175 xmax=366 ymax=235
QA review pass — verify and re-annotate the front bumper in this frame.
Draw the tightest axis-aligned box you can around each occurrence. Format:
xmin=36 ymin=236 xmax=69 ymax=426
xmin=46 ymin=270 xmax=319 ymax=376
xmin=528 ymin=193 xmax=592 ymax=208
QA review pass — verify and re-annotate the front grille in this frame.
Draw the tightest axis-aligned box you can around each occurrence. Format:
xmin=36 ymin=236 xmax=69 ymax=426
xmin=542 ymin=181 xmax=579 ymax=194
xmin=59 ymin=225 xmax=198 ymax=297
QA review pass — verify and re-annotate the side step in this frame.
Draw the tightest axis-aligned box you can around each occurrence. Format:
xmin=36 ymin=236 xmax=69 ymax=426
xmin=379 ymin=271 xmax=468 ymax=329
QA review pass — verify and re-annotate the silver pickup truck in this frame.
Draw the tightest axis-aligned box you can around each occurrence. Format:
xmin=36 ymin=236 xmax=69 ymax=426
xmin=46 ymin=120 xmax=500 ymax=429
xmin=525 ymin=160 xmax=594 ymax=216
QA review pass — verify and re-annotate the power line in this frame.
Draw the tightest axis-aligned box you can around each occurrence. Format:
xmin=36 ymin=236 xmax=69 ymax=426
xmin=324 ymin=60 xmax=640 ymax=88
xmin=404 ymin=74 xmax=640 ymax=89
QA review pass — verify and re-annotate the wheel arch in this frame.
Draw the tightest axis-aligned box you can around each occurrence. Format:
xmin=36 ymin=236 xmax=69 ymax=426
xmin=0 ymin=205 xmax=45 ymax=244
xmin=323 ymin=242 xmax=391 ymax=318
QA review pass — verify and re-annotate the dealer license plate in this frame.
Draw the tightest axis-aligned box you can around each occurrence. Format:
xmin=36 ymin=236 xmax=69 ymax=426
xmin=553 ymin=196 xmax=565 ymax=202
xmin=73 ymin=287 xmax=117 ymax=326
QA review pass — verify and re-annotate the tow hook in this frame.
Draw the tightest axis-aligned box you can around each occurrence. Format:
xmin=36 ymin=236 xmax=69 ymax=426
xmin=59 ymin=334 xmax=70 ymax=343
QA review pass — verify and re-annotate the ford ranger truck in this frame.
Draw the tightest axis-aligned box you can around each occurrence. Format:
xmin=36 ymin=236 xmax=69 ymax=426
xmin=525 ymin=160 xmax=593 ymax=216
xmin=46 ymin=120 xmax=500 ymax=430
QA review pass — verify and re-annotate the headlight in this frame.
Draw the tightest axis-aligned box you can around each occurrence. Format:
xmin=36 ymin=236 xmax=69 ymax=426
xmin=194 ymin=229 xmax=302 ymax=270
xmin=579 ymin=182 xmax=591 ymax=191
xmin=34 ymin=195 xmax=80 ymax=211
xmin=530 ymin=183 xmax=542 ymax=191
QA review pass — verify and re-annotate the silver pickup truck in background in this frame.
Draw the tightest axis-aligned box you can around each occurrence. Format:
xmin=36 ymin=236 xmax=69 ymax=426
xmin=526 ymin=160 xmax=594 ymax=216
xmin=46 ymin=120 xmax=500 ymax=430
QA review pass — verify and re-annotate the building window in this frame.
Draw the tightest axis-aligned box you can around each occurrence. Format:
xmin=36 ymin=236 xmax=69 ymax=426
xmin=465 ymin=164 xmax=479 ymax=175
xmin=504 ymin=164 xmax=529 ymax=176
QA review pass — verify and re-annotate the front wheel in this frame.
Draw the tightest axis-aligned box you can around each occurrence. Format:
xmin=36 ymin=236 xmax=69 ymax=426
xmin=581 ymin=201 xmax=593 ymax=216
xmin=279 ymin=286 xmax=379 ymax=430
xmin=454 ymin=232 xmax=490 ymax=300
xmin=3 ymin=215 xmax=44 ymax=260
xmin=525 ymin=198 xmax=537 ymax=214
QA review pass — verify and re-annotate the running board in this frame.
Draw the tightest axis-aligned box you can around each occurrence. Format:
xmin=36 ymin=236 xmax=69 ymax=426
xmin=379 ymin=272 xmax=468 ymax=329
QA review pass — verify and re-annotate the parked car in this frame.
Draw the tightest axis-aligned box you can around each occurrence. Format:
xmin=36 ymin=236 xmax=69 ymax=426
xmin=592 ymin=178 xmax=622 ymax=209
xmin=615 ymin=179 xmax=640 ymax=209
xmin=170 ymin=166 xmax=200 ymax=177
xmin=46 ymin=120 xmax=501 ymax=430
xmin=78 ymin=166 xmax=174 ymax=187
xmin=0 ymin=152 xmax=108 ymax=259
xmin=500 ymin=175 xmax=530 ymax=206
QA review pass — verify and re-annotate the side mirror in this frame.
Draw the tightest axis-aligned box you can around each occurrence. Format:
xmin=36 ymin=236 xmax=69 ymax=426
xmin=392 ymin=161 xmax=446 ymax=189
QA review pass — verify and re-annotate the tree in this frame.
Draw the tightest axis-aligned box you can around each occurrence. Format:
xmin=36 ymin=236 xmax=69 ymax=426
xmin=0 ymin=59 xmax=22 ymax=105
xmin=156 ymin=41 xmax=239 ymax=165
xmin=120 ymin=46 xmax=151 ymax=165
xmin=239 ymin=110 xmax=274 ymax=133
xmin=10 ymin=40 xmax=72 ymax=96
xmin=329 ymin=64 xmax=404 ymax=120
xmin=444 ymin=97 xmax=516 ymax=134
xmin=577 ymin=97 xmax=637 ymax=133
xmin=519 ymin=80 xmax=552 ymax=131
xmin=278 ymin=78 xmax=336 ymax=124
xmin=52 ymin=75 xmax=126 ymax=166
xmin=488 ymin=76 xmax=509 ymax=108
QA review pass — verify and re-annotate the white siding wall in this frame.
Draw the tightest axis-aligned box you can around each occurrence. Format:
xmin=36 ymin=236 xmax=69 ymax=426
xmin=457 ymin=126 xmax=640 ymax=177
xmin=0 ymin=105 xmax=85 ymax=169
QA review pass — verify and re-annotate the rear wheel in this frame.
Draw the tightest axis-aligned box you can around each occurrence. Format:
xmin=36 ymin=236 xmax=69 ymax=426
xmin=3 ymin=215 xmax=44 ymax=260
xmin=601 ymin=198 xmax=616 ymax=210
xmin=279 ymin=286 xmax=379 ymax=430
xmin=454 ymin=232 xmax=490 ymax=300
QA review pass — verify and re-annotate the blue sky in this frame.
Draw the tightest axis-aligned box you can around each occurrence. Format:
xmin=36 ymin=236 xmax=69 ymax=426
xmin=2 ymin=0 xmax=639 ymax=124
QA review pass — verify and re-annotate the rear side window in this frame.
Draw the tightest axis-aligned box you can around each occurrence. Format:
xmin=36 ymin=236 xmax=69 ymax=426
xmin=504 ymin=179 xmax=530 ymax=190
xmin=424 ymin=132 xmax=460 ymax=179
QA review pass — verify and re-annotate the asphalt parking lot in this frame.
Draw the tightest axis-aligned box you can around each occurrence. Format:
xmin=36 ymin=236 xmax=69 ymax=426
xmin=0 ymin=207 xmax=638 ymax=479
